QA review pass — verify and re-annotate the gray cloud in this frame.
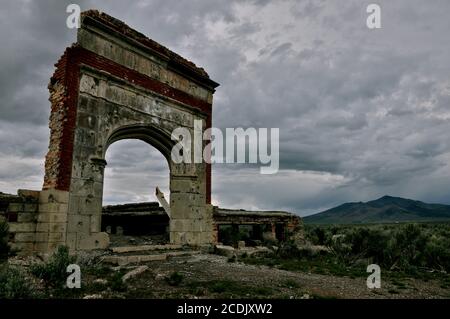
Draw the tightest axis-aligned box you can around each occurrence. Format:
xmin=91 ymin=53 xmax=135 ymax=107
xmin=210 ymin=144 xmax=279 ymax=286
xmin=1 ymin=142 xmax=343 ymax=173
xmin=1 ymin=0 xmax=450 ymax=215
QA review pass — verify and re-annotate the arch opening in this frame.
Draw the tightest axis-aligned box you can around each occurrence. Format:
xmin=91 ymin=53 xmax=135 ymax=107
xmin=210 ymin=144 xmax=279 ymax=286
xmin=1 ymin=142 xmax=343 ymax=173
xmin=101 ymin=139 xmax=171 ymax=246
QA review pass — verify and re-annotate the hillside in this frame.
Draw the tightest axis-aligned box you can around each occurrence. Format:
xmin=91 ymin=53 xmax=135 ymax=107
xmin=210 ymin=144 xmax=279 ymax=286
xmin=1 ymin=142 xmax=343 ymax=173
xmin=303 ymin=195 xmax=450 ymax=224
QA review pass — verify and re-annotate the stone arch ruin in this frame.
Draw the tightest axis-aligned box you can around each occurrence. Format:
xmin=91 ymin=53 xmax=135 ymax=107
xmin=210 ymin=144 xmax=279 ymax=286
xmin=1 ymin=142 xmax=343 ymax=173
xmin=1 ymin=10 xmax=302 ymax=255
xmin=40 ymin=10 xmax=219 ymax=252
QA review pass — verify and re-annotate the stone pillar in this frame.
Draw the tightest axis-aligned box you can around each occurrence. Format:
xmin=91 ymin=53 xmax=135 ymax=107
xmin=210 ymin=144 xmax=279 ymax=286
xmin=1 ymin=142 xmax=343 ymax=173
xmin=271 ymin=223 xmax=277 ymax=240
xmin=212 ymin=222 xmax=219 ymax=244
xmin=169 ymin=159 xmax=214 ymax=246
xmin=253 ymin=224 xmax=263 ymax=240
xmin=70 ymin=158 xmax=109 ymax=251
xmin=35 ymin=189 xmax=69 ymax=253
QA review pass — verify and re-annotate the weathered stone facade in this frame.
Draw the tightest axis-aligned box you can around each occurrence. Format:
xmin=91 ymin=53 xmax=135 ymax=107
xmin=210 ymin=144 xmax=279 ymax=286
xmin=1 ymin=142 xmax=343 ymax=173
xmin=3 ymin=11 xmax=303 ymax=255
xmin=1 ymin=191 xmax=39 ymax=255
xmin=4 ymin=10 xmax=219 ymax=254
xmin=212 ymin=208 xmax=303 ymax=244
xmin=99 ymin=202 xmax=302 ymax=245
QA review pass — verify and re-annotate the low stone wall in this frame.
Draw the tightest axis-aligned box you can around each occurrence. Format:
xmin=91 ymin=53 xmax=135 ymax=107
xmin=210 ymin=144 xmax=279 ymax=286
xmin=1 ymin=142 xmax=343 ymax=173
xmin=2 ymin=194 xmax=303 ymax=255
xmin=1 ymin=190 xmax=39 ymax=255
xmin=102 ymin=202 xmax=169 ymax=235
xmin=213 ymin=207 xmax=303 ymax=243
xmin=2 ymin=188 xmax=109 ymax=255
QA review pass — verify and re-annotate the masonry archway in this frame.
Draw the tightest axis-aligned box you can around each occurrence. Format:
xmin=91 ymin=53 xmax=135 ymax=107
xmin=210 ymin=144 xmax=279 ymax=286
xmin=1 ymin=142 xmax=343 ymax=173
xmin=37 ymin=11 xmax=218 ymax=253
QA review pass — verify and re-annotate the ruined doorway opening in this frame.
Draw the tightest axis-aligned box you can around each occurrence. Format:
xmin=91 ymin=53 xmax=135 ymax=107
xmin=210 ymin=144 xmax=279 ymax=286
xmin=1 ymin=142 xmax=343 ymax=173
xmin=102 ymin=139 xmax=170 ymax=246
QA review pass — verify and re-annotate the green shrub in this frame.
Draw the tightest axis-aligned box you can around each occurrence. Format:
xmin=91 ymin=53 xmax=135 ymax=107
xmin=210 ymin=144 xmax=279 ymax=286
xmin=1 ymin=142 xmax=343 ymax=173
xmin=219 ymin=226 xmax=249 ymax=247
xmin=30 ymin=246 xmax=76 ymax=288
xmin=266 ymin=223 xmax=450 ymax=276
xmin=277 ymin=242 xmax=301 ymax=259
xmin=327 ymin=235 xmax=354 ymax=264
xmin=0 ymin=219 xmax=10 ymax=262
xmin=306 ymin=227 xmax=327 ymax=245
xmin=386 ymin=224 xmax=427 ymax=271
xmin=211 ymin=281 xmax=227 ymax=293
xmin=166 ymin=271 xmax=184 ymax=286
xmin=0 ymin=265 xmax=35 ymax=298
xmin=343 ymin=227 xmax=390 ymax=265
xmin=110 ymin=271 xmax=127 ymax=292
xmin=422 ymin=233 xmax=450 ymax=272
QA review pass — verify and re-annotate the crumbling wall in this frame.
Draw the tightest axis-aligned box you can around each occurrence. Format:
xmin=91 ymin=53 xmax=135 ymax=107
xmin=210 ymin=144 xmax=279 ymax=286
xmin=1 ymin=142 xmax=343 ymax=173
xmin=39 ymin=10 xmax=219 ymax=252
xmin=102 ymin=202 xmax=169 ymax=236
xmin=1 ymin=191 xmax=38 ymax=255
xmin=213 ymin=207 xmax=303 ymax=244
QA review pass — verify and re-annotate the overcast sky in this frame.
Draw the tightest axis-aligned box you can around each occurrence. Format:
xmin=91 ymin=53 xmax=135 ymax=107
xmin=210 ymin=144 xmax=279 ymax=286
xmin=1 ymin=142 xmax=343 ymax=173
xmin=1 ymin=0 xmax=450 ymax=216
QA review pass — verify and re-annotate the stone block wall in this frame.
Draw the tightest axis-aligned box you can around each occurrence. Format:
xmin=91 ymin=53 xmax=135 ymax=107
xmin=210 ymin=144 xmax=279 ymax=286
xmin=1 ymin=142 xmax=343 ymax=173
xmin=5 ymin=11 xmax=221 ymax=255
xmin=1 ymin=191 xmax=39 ymax=255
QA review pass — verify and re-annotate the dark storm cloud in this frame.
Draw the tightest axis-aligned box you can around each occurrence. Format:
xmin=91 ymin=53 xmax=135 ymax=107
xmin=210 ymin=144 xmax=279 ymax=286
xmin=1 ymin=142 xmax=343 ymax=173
xmin=1 ymin=0 xmax=450 ymax=214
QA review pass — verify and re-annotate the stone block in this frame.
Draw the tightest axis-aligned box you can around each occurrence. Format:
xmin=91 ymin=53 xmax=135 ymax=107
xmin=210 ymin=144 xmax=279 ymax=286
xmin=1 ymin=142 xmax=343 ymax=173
xmin=200 ymin=231 xmax=213 ymax=244
xmin=7 ymin=203 xmax=24 ymax=213
xmin=189 ymin=206 xmax=206 ymax=219
xmin=170 ymin=219 xmax=191 ymax=232
xmin=69 ymin=178 xmax=95 ymax=197
xmin=14 ymin=232 xmax=36 ymax=243
xmin=9 ymin=222 xmax=36 ymax=233
xmin=36 ymin=222 xmax=66 ymax=233
xmin=214 ymin=245 xmax=235 ymax=257
xmin=90 ymin=214 xmax=101 ymax=233
xmin=39 ymin=189 xmax=69 ymax=204
xmin=17 ymin=212 xmax=37 ymax=223
xmin=139 ymin=254 xmax=167 ymax=263
xmin=23 ymin=203 xmax=38 ymax=213
xmin=48 ymin=232 xmax=66 ymax=243
xmin=77 ymin=232 xmax=109 ymax=250
xmin=68 ymin=195 xmax=80 ymax=214
xmin=170 ymin=231 xmax=187 ymax=245
xmin=170 ymin=179 xmax=198 ymax=193
xmin=170 ymin=204 xmax=192 ymax=220
xmin=191 ymin=219 xmax=208 ymax=232
xmin=17 ymin=189 xmax=40 ymax=200
xmin=39 ymin=203 xmax=68 ymax=214
xmin=66 ymin=232 xmax=77 ymax=251
xmin=35 ymin=232 xmax=49 ymax=243
xmin=77 ymin=196 xmax=102 ymax=215
xmin=10 ymin=243 xmax=35 ymax=255
xmin=37 ymin=212 xmax=68 ymax=223
xmin=67 ymin=214 xmax=90 ymax=233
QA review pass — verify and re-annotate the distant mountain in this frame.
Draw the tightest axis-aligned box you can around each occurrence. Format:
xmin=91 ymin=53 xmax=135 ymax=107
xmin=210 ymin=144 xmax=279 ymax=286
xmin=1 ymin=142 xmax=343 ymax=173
xmin=303 ymin=196 xmax=450 ymax=224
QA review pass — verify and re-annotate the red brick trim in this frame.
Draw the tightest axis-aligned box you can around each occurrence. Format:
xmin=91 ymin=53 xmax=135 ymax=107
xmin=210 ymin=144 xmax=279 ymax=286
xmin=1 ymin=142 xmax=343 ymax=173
xmin=44 ymin=45 xmax=213 ymax=204
xmin=74 ymin=46 xmax=213 ymax=114
xmin=43 ymin=46 xmax=80 ymax=191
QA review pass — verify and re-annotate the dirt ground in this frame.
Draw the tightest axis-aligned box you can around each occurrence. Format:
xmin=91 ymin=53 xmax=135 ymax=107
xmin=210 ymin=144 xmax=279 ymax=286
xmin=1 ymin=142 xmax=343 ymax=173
xmin=99 ymin=254 xmax=450 ymax=299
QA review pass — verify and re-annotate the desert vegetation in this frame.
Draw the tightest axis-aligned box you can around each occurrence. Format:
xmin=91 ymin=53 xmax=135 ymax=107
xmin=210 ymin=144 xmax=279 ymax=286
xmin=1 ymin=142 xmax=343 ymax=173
xmin=238 ymin=222 xmax=450 ymax=291
xmin=1 ymin=219 xmax=450 ymax=299
xmin=306 ymin=223 xmax=450 ymax=273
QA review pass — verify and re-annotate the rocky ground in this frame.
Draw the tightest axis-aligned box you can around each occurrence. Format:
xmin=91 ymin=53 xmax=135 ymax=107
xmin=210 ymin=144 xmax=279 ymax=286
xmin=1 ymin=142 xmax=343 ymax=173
xmin=5 ymin=243 xmax=450 ymax=299
xmin=113 ymin=254 xmax=450 ymax=299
